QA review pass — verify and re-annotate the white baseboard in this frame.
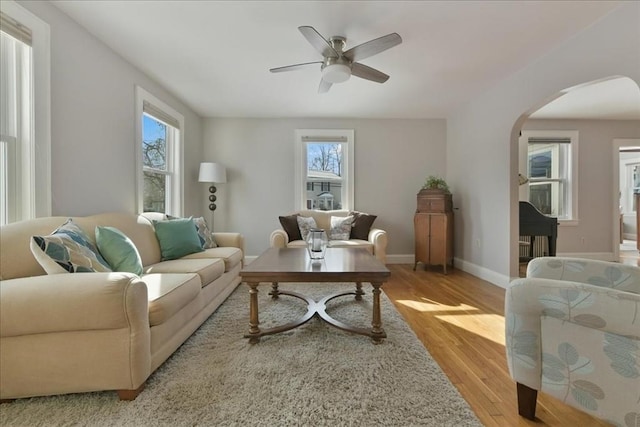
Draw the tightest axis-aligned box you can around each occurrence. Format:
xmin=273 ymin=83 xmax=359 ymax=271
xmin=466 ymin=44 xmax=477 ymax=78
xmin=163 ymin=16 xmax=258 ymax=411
xmin=453 ymin=257 xmax=511 ymax=289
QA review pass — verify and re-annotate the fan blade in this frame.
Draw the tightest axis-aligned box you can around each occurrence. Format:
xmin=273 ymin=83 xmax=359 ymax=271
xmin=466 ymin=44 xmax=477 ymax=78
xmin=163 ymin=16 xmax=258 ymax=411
xmin=351 ymin=62 xmax=389 ymax=83
xmin=318 ymin=78 xmax=332 ymax=93
xmin=298 ymin=26 xmax=339 ymax=59
xmin=270 ymin=61 xmax=323 ymax=73
xmin=344 ymin=33 xmax=402 ymax=62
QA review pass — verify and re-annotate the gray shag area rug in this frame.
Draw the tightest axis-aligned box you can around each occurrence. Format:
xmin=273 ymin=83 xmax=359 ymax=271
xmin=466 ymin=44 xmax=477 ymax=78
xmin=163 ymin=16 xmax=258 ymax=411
xmin=0 ymin=283 xmax=481 ymax=426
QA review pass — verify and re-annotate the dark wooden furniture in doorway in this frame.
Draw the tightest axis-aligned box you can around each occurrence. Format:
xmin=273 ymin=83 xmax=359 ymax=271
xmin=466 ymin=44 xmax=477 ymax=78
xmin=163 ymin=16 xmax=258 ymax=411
xmin=240 ymin=247 xmax=390 ymax=344
xmin=414 ymin=190 xmax=454 ymax=273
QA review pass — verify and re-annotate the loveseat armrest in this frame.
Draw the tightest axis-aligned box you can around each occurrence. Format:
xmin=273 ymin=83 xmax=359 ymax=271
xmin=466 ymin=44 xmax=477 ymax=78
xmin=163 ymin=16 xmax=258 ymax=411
xmin=270 ymin=229 xmax=288 ymax=248
xmin=213 ymin=232 xmax=244 ymax=252
xmin=368 ymin=228 xmax=388 ymax=264
xmin=505 ymin=277 xmax=640 ymax=389
xmin=0 ymin=273 xmax=149 ymax=337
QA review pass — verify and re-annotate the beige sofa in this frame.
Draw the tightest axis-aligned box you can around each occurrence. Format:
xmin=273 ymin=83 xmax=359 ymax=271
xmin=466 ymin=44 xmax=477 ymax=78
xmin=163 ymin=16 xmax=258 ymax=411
xmin=269 ymin=210 xmax=387 ymax=263
xmin=0 ymin=212 xmax=243 ymax=401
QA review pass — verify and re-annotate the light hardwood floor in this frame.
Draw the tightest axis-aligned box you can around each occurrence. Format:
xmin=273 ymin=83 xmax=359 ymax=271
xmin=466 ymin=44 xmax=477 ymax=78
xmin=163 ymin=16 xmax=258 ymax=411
xmin=382 ymin=264 xmax=611 ymax=427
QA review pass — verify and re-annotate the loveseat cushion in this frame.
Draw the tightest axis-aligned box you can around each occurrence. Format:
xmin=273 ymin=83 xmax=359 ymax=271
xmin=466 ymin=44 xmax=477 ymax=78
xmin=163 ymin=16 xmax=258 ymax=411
xmin=349 ymin=211 xmax=377 ymax=240
xmin=143 ymin=258 xmax=224 ymax=287
xmin=144 ymin=273 xmax=201 ymax=326
xmin=153 ymin=218 xmax=204 ymax=260
xmin=181 ymin=247 xmax=243 ymax=272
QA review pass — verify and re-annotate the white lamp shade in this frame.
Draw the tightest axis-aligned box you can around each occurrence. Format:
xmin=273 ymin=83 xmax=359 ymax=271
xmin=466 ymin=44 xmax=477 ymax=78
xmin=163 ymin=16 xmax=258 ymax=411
xmin=321 ymin=64 xmax=351 ymax=84
xmin=199 ymin=162 xmax=227 ymax=183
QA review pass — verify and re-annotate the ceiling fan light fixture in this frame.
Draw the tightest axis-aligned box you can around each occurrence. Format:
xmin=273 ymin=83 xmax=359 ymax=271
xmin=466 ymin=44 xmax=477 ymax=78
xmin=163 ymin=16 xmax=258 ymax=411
xmin=321 ymin=63 xmax=351 ymax=84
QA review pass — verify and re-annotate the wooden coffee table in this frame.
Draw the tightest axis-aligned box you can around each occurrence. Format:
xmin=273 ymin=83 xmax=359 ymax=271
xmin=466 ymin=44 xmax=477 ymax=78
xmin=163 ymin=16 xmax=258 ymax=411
xmin=241 ymin=247 xmax=391 ymax=344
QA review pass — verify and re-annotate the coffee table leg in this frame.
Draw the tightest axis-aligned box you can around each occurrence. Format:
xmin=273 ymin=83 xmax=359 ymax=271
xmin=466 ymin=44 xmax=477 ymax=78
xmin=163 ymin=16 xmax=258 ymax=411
xmin=268 ymin=281 xmax=280 ymax=299
xmin=355 ymin=282 xmax=364 ymax=300
xmin=371 ymin=282 xmax=385 ymax=343
xmin=247 ymin=282 xmax=261 ymax=344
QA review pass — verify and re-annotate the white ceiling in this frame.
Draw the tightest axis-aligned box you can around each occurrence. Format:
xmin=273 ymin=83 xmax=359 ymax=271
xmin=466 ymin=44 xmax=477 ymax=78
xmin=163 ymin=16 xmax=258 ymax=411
xmin=52 ymin=1 xmax=638 ymax=119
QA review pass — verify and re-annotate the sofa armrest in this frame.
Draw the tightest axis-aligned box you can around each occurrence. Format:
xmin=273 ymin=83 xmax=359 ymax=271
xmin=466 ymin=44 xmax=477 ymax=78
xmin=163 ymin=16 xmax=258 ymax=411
xmin=0 ymin=273 xmax=149 ymax=337
xmin=505 ymin=277 xmax=640 ymax=389
xmin=213 ymin=232 xmax=244 ymax=252
xmin=270 ymin=229 xmax=288 ymax=248
xmin=368 ymin=228 xmax=388 ymax=264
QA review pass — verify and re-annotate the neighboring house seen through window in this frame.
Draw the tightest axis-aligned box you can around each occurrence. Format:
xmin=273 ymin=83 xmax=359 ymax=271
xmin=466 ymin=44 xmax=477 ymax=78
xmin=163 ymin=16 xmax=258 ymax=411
xmin=135 ymin=87 xmax=184 ymax=216
xmin=294 ymin=129 xmax=354 ymax=211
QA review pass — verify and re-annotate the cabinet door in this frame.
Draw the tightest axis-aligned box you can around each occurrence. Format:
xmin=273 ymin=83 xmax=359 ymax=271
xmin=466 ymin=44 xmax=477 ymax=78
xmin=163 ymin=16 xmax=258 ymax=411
xmin=414 ymin=213 xmax=430 ymax=264
xmin=429 ymin=214 xmax=446 ymax=265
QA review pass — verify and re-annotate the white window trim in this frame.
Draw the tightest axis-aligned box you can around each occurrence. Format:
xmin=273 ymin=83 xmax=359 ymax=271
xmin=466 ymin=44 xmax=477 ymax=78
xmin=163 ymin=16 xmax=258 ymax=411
xmin=520 ymin=130 xmax=579 ymax=226
xmin=1 ymin=0 xmax=51 ymax=221
xmin=135 ymin=86 xmax=184 ymax=216
xmin=294 ymin=129 xmax=354 ymax=211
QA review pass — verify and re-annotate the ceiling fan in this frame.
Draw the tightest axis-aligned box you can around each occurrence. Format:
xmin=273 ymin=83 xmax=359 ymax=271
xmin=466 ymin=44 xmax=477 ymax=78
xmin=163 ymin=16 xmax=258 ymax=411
xmin=270 ymin=26 xmax=402 ymax=93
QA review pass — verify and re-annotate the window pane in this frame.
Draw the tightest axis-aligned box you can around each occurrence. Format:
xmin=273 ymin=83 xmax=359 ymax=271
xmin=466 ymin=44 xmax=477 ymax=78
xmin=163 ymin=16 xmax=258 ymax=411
xmin=143 ymin=171 xmax=165 ymax=212
xmin=306 ymin=143 xmax=343 ymax=210
xmin=529 ymin=181 xmax=565 ymax=217
xmin=142 ymin=114 xmax=167 ymax=170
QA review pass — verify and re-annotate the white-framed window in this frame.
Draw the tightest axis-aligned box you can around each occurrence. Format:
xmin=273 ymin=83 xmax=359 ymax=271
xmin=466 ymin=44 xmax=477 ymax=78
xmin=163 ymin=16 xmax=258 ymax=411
xmin=0 ymin=2 xmax=50 ymax=225
xmin=294 ymin=129 xmax=354 ymax=211
xmin=135 ymin=86 xmax=184 ymax=215
xmin=521 ymin=130 xmax=578 ymax=223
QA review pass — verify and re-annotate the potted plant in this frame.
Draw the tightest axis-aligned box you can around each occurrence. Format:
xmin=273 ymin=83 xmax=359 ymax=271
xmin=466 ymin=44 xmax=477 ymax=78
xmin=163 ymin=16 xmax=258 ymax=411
xmin=420 ymin=175 xmax=450 ymax=194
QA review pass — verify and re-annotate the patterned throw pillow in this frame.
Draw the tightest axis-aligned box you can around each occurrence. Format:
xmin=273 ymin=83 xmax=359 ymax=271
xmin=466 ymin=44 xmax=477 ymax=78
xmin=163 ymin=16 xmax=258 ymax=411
xmin=194 ymin=217 xmax=218 ymax=249
xmin=329 ymin=215 xmax=354 ymax=240
xmin=296 ymin=216 xmax=318 ymax=241
xmin=30 ymin=219 xmax=112 ymax=274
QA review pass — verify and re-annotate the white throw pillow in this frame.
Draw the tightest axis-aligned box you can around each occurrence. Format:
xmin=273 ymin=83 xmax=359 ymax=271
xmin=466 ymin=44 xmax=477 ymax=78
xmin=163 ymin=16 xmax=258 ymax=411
xmin=329 ymin=215 xmax=354 ymax=240
xmin=296 ymin=216 xmax=318 ymax=241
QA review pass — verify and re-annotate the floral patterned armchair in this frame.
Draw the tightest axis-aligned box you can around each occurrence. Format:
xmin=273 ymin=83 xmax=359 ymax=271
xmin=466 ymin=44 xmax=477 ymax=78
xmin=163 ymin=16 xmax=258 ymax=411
xmin=505 ymin=257 xmax=640 ymax=426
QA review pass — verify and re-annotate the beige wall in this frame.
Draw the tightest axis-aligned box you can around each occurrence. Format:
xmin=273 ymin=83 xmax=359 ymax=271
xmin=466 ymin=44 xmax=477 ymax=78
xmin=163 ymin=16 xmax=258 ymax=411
xmin=19 ymin=1 xmax=204 ymax=217
xmin=203 ymin=118 xmax=446 ymax=258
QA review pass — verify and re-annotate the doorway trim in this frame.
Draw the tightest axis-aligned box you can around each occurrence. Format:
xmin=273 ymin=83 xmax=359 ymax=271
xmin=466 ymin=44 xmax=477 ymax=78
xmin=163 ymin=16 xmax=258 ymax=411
xmin=612 ymin=138 xmax=640 ymax=260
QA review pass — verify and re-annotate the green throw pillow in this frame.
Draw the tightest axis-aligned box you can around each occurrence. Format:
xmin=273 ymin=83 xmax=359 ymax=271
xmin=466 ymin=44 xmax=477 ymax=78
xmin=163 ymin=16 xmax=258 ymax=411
xmin=95 ymin=226 xmax=143 ymax=275
xmin=153 ymin=217 xmax=204 ymax=261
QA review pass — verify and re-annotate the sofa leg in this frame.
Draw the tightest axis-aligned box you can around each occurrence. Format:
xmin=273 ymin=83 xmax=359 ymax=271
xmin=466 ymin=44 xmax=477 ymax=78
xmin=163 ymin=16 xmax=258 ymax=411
xmin=516 ymin=382 xmax=538 ymax=420
xmin=117 ymin=383 xmax=145 ymax=401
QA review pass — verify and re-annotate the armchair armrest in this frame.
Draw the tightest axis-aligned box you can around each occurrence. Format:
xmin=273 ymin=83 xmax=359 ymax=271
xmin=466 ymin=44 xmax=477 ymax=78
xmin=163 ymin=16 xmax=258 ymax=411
xmin=505 ymin=277 xmax=640 ymax=389
xmin=213 ymin=232 xmax=244 ymax=252
xmin=368 ymin=228 xmax=388 ymax=264
xmin=0 ymin=273 xmax=149 ymax=337
xmin=527 ymin=257 xmax=640 ymax=294
xmin=270 ymin=229 xmax=288 ymax=248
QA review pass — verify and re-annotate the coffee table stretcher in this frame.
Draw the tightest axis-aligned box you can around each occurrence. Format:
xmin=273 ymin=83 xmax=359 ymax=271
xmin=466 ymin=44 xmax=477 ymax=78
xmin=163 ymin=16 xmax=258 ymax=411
xmin=244 ymin=281 xmax=386 ymax=344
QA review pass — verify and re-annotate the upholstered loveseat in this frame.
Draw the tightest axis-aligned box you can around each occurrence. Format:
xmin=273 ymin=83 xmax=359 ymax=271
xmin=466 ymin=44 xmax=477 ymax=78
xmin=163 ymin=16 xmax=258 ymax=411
xmin=269 ymin=210 xmax=387 ymax=263
xmin=505 ymin=257 xmax=640 ymax=426
xmin=0 ymin=212 xmax=243 ymax=401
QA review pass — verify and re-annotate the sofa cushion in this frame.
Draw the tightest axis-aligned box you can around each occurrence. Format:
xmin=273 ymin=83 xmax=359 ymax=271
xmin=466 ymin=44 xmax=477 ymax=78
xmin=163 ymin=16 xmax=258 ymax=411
xmin=349 ymin=211 xmax=377 ymax=240
xmin=296 ymin=216 xmax=318 ymax=241
xmin=279 ymin=214 xmax=302 ymax=242
xmin=143 ymin=258 xmax=225 ymax=287
xmin=153 ymin=218 xmax=204 ymax=261
xmin=329 ymin=215 xmax=353 ymax=240
xmin=30 ymin=219 xmax=112 ymax=274
xmin=95 ymin=226 xmax=143 ymax=275
xmin=144 ymin=273 xmax=201 ymax=326
xmin=181 ymin=247 xmax=243 ymax=272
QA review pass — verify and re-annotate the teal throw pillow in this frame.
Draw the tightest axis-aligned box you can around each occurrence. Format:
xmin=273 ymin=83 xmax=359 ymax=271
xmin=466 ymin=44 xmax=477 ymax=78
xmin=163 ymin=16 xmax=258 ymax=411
xmin=95 ymin=226 xmax=144 ymax=275
xmin=153 ymin=217 xmax=204 ymax=261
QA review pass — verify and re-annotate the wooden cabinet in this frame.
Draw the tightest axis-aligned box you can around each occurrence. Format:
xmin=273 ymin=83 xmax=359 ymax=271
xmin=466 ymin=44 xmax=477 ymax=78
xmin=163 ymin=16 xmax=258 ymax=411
xmin=414 ymin=191 xmax=454 ymax=273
